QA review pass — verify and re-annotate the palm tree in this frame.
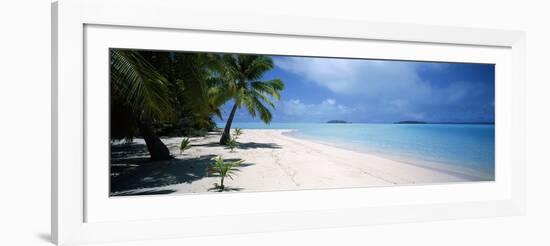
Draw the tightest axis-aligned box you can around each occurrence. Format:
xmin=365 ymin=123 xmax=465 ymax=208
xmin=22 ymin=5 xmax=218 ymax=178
xmin=216 ymin=55 xmax=284 ymax=145
xmin=141 ymin=51 xmax=221 ymax=132
xmin=110 ymin=49 xmax=173 ymax=160
xmin=111 ymin=50 xmax=226 ymax=160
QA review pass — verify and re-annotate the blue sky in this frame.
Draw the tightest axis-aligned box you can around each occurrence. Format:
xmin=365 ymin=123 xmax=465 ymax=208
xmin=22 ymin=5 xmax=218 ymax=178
xmin=221 ymin=55 xmax=494 ymax=123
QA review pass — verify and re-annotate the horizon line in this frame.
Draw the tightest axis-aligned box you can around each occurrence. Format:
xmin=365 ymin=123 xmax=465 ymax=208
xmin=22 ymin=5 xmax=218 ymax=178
xmin=215 ymin=121 xmax=495 ymax=124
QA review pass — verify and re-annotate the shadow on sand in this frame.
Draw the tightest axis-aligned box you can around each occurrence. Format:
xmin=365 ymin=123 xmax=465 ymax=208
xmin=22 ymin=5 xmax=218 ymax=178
xmin=191 ymin=141 xmax=281 ymax=150
xmin=237 ymin=142 xmax=281 ymax=150
xmin=114 ymin=189 xmax=179 ymax=196
xmin=110 ymin=142 xmax=256 ymax=196
xmin=207 ymin=184 xmax=244 ymax=192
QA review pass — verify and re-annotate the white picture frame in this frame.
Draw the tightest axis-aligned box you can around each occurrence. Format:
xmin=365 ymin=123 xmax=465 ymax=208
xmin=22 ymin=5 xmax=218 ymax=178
xmin=52 ymin=0 xmax=526 ymax=245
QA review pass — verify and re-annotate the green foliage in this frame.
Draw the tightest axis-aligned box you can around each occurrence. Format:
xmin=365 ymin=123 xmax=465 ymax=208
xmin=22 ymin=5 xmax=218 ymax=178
xmin=217 ymin=55 xmax=285 ymax=144
xmin=110 ymin=50 xmax=222 ymax=141
xmin=109 ymin=50 xmax=284 ymax=159
xmin=220 ymin=55 xmax=285 ymax=124
xmin=185 ymin=128 xmax=208 ymax=137
xmin=234 ymin=128 xmax=243 ymax=138
xmin=179 ymin=137 xmax=191 ymax=154
xmin=227 ymin=137 xmax=238 ymax=152
xmin=110 ymin=49 xmax=173 ymax=122
xmin=207 ymin=156 xmax=243 ymax=191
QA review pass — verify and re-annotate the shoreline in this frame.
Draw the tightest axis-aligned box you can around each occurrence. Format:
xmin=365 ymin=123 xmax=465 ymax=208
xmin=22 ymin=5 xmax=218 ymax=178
xmin=111 ymin=129 xmax=489 ymax=196
xmin=283 ymin=130 xmax=493 ymax=181
xmin=279 ymin=130 xmax=490 ymax=181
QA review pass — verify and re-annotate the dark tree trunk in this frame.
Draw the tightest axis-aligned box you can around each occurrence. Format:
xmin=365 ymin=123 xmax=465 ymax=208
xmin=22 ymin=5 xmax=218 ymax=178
xmin=219 ymin=176 xmax=225 ymax=191
xmin=137 ymin=121 xmax=172 ymax=161
xmin=220 ymin=103 xmax=238 ymax=145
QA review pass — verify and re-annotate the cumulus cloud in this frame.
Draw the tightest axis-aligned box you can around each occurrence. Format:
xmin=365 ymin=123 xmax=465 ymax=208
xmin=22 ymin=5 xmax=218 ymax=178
xmin=275 ymin=57 xmax=431 ymax=100
xmin=274 ymin=57 xmax=494 ymax=122
xmin=278 ymin=98 xmax=358 ymax=121
xmin=274 ymin=57 xmax=437 ymax=121
xmin=324 ymin=98 xmax=336 ymax=105
xmin=226 ymin=57 xmax=493 ymax=123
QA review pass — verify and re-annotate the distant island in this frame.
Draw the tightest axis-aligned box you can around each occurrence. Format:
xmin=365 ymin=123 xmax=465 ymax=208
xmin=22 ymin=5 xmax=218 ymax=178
xmin=327 ymin=120 xmax=351 ymax=124
xmin=395 ymin=120 xmax=427 ymax=124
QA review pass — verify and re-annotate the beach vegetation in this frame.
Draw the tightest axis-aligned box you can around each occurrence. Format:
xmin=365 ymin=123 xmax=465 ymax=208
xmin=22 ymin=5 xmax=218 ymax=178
xmin=234 ymin=128 xmax=243 ymax=138
xmin=179 ymin=137 xmax=192 ymax=154
xmin=207 ymin=156 xmax=243 ymax=191
xmin=110 ymin=50 xmax=223 ymax=160
xmin=227 ymin=137 xmax=238 ymax=152
xmin=109 ymin=49 xmax=283 ymax=160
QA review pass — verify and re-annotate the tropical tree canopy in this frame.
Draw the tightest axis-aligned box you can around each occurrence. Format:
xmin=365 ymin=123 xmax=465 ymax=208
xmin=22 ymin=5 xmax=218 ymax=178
xmin=110 ymin=49 xmax=221 ymax=160
xmin=216 ymin=54 xmax=285 ymax=144
xmin=110 ymin=50 xmax=222 ymax=141
xmin=110 ymin=49 xmax=173 ymax=141
xmin=109 ymin=49 xmax=284 ymax=158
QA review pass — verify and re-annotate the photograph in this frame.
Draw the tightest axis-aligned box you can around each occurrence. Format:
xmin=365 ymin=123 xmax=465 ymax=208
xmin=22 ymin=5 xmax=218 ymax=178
xmin=109 ymin=48 xmax=495 ymax=196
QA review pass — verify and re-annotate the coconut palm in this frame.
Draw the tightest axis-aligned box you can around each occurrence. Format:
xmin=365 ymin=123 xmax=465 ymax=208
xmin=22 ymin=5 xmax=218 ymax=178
xmin=141 ymin=51 xmax=222 ymax=132
xmin=110 ymin=50 xmax=219 ymax=160
xmin=216 ymin=55 xmax=284 ymax=145
xmin=110 ymin=49 xmax=173 ymax=160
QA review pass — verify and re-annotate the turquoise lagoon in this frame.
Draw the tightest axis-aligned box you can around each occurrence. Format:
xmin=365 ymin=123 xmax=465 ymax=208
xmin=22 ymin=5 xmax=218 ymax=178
xmin=227 ymin=122 xmax=495 ymax=180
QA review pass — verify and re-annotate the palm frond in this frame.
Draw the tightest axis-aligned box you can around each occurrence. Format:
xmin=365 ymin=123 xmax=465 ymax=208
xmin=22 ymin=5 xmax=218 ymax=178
xmin=216 ymin=54 xmax=284 ymax=144
xmin=252 ymin=97 xmax=273 ymax=123
xmin=240 ymin=92 xmax=257 ymax=119
xmin=110 ymin=49 xmax=173 ymax=121
xmin=206 ymin=156 xmax=243 ymax=190
xmin=243 ymin=56 xmax=274 ymax=80
xmin=179 ymin=137 xmax=192 ymax=154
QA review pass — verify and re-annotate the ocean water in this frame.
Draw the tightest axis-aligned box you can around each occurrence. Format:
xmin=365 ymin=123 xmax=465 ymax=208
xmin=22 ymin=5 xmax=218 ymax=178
xmin=227 ymin=122 xmax=495 ymax=180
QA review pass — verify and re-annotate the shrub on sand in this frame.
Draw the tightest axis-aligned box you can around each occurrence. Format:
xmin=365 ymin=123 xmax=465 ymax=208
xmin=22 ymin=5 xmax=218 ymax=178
xmin=234 ymin=128 xmax=243 ymax=139
xmin=207 ymin=156 xmax=243 ymax=191
xmin=227 ymin=137 xmax=238 ymax=152
xmin=179 ymin=137 xmax=191 ymax=154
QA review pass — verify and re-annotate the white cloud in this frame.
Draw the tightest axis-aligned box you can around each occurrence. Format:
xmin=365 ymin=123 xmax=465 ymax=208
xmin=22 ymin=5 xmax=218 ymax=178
xmin=275 ymin=57 xmax=432 ymax=100
xmin=324 ymin=98 xmax=336 ymax=105
xmin=279 ymin=98 xmax=358 ymax=121
xmin=273 ymin=57 xmax=493 ymax=122
xmin=281 ymin=99 xmax=309 ymax=116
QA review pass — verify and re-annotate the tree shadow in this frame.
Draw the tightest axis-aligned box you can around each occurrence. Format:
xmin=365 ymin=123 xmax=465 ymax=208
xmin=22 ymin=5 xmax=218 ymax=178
xmin=110 ymin=154 xmax=217 ymax=194
xmin=114 ymin=189 xmax=178 ymax=196
xmin=190 ymin=141 xmax=281 ymax=151
xmin=204 ymin=158 xmax=249 ymax=192
xmin=207 ymin=183 xmax=244 ymax=192
xmin=110 ymin=143 xmax=255 ymax=196
xmin=237 ymin=142 xmax=281 ymax=149
xmin=110 ymin=136 xmax=268 ymax=196
xmin=110 ymin=142 xmax=149 ymax=159
xmin=192 ymin=142 xmax=223 ymax=148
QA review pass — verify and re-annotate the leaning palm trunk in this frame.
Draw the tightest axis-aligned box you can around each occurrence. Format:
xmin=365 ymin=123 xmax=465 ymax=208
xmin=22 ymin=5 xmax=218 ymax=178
xmin=216 ymin=55 xmax=285 ymax=145
xmin=220 ymin=103 xmax=238 ymax=145
xmin=137 ymin=121 xmax=172 ymax=160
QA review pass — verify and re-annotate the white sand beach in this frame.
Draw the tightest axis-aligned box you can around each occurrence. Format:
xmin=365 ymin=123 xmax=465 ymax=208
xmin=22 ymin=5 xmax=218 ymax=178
xmin=110 ymin=129 xmax=474 ymax=196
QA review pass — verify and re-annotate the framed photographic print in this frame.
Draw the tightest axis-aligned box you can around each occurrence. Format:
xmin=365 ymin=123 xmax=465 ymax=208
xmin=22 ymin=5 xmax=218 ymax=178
xmin=109 ymin=48 xmax=496 ymax=196
xmin=52 ymin=0 xmax=526 ymax=245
